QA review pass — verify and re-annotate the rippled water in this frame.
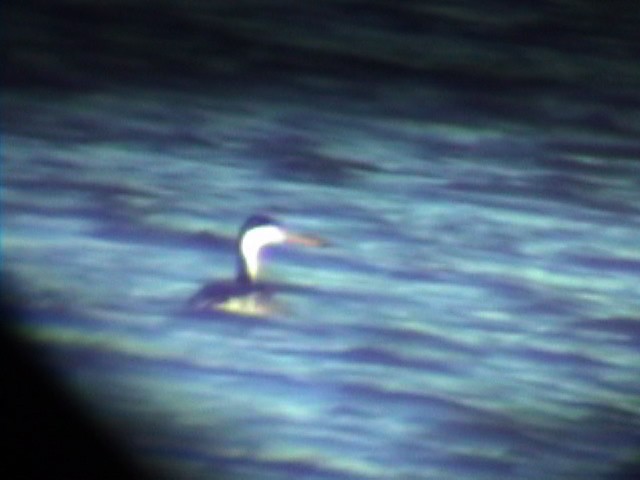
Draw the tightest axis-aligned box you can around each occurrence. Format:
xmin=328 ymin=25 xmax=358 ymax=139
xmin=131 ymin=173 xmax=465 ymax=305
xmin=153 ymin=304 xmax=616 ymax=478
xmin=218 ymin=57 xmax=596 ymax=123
xmin=4 ymin=3 xmax=640 ymax=478
xmin=5 ymin=81 xmax=640 ymax=479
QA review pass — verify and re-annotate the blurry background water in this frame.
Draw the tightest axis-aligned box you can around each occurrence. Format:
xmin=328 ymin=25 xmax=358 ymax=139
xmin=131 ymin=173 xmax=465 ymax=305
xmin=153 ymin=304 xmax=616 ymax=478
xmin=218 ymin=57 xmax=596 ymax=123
xmin=3 ymin=1 xmax=640 ymax=479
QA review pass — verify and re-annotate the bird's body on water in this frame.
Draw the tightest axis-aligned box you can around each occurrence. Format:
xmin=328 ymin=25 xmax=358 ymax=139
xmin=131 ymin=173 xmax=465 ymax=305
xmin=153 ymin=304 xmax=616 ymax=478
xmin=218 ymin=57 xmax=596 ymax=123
xmin=189 ymin=215 xmax=324 ymax=316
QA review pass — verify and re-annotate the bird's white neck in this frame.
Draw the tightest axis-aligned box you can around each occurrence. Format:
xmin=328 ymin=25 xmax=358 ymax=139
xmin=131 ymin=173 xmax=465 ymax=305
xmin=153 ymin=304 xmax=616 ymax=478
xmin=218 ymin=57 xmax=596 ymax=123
xmin=239 ymin=225 xmax=286 ymax=281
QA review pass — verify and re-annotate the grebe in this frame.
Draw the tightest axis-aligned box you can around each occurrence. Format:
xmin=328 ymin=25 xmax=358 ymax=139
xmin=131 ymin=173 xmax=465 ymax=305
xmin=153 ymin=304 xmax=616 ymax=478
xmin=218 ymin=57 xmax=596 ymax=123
xmin=188 ymin=215 xmax=324 ymax=315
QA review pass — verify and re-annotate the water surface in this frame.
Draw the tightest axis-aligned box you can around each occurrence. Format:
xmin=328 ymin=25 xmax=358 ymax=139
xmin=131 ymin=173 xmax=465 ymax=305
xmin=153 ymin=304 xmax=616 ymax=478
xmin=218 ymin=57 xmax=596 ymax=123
xmin=4 ymin=2 xmax=640 ymax=479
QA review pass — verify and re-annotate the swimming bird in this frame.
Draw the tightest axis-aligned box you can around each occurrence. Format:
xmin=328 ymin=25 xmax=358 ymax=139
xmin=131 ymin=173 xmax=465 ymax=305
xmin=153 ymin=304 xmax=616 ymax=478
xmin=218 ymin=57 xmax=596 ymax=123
xmin=188 ymin=214 xmax=324 ymax=316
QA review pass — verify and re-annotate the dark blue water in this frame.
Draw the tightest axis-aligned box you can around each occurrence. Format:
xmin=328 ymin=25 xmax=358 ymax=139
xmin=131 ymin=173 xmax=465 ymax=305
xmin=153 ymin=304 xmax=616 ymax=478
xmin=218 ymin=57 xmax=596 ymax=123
xmin=4 ymin=2 xmax=640 ymax=479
